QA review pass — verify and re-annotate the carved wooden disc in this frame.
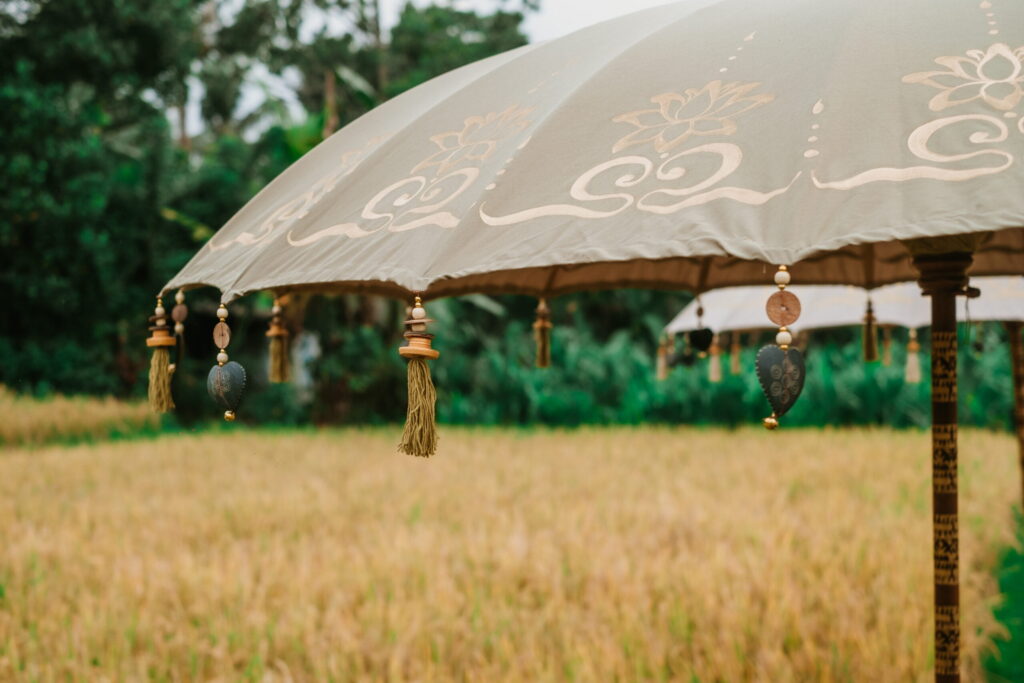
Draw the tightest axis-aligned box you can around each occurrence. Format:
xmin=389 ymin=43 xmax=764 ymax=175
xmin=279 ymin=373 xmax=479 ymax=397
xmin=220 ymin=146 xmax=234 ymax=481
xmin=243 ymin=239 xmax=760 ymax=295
xmin=172 ymin=304 xmax=188 ymax=323
xmin=213 ymin=321 xmax=232 ymax=349
xmin=766 ymin=290 xmax=801 ymax=327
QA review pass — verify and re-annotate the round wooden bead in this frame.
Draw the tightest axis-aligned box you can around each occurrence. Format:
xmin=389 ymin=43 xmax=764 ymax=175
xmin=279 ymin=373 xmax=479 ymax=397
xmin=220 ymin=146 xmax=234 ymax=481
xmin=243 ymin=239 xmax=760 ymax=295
xmin=776 ymin=329 xmax=793 ymax=347
xmin=213 ymin=321 xmax=232 ymax=349
xmin=774 ymin=269 xmax=791 ymax=286
xmin=216 ymin=305 xmax=228 ymax=320
xmin=217 ymin=351 xmax=229 ymax=364
xmin=175 ymin=291 xmax=185 ymax=305
xmin=766 ymin=290 xmax=801 ymax=327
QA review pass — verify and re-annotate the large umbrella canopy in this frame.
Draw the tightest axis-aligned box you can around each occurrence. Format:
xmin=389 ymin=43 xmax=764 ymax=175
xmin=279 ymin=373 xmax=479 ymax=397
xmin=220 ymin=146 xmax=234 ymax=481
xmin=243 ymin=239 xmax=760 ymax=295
xmin=163 ymin=0 xmax=1024 ymax=302
xmin=158 ymin=6 xmax=1024 ymax=681
xmin=666 ymin=276 xmax=1024 ymax=334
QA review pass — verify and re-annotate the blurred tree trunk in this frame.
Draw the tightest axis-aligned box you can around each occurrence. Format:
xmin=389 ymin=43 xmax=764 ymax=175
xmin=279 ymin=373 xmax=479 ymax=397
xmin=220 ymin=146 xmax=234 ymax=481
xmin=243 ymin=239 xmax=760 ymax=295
xmin=176 ymin=100 xmax=190 ymax=150
xmin=322 ymin=68 xmax=339 ymax=139
xmin=371 ymin=0 xmax=388 ymax=95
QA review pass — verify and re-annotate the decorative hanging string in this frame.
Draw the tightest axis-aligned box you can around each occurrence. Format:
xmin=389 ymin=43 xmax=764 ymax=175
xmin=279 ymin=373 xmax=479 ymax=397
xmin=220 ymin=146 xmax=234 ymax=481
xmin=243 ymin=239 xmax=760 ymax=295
xmin=207 ymin=303 xmax=247 ymax=421
xmin=729 ymin=332 xmax=742 ymax=375
xmin=146 ymin=297 xmax=176 ymax=413
xmin=863 ymin=299 xmax=879 ymax=362
xmin=267 ymin=296 xmax=291 ymax=383
xmin=398 ymin=296 xmax=439 ymax=457
xmin=881 ymin=325 xmax=893 ymax=367
xmin=708 ymin=334 xmax=722 ymax=384
xmin=171 ymin=290 xmax=188 ymax=372
xmin=533 ymin=298 xmax=552 ymax=369
xmin=905 ymin=328 xmax=922 ymax=384
xmin=756 ymin=266 xmax=806 ymax=430
xmin=656 ymin=334 xmax=671 ymax=381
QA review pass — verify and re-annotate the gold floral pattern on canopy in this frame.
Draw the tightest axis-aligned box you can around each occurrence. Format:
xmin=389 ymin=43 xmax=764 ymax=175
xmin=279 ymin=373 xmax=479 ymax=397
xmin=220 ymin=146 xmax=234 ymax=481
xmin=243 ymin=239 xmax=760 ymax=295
xmin=287 ymin=105 xmax=535 ymax=243
xmin=412 ymin=105 xmax=535 ymax=176
xmin=208 ymin=136 xmax=387 ymax=250
xmin=903 ymin=43 xmax=1024 ymax=112
xmin=611 ymin=81 xmax=774 ymax=154
xmin=481 ymin=79 xmax=798 ymax=226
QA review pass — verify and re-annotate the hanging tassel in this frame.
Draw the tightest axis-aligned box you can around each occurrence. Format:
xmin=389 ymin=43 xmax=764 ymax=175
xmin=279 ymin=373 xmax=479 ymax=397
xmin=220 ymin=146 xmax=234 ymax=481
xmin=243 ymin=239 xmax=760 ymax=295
xmin=656 ymin=335 xmax=670 ymax=381
xmin=863 ymin=300 xmax=879 ymax=362
xmin=906 ymin=328 xmax=922 ymax=384
xmin=398 ymin=296 xmax=440 ymax=457
xmin=146 ymin=297 xmax=176 ymax=413
xmin=729 ymin=332 xmax=742 ymax=375
xmin=267 ymin=297 xmax=291 ymax=383
xmin=708 ymin=334 xmax=723 ymax=383
xmin=533 ymin=298 xmax=552 ymax=368
xmin=882 ymin=326 xmax=893 ymax=366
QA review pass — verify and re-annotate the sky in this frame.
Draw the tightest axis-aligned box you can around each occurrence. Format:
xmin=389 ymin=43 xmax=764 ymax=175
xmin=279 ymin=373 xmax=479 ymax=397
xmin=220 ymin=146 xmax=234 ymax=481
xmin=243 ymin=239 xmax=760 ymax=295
xmin=378 ymin=0 xmax=674 ymax=42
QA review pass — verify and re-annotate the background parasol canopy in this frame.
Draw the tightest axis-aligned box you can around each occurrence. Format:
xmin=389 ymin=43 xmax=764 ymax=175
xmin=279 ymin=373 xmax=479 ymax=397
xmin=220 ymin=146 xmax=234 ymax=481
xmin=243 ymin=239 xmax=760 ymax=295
xmin=163 ymin=0 xmax=1024 ymax=302
xmin=666 ymin=277 xmax=1024 ymax=334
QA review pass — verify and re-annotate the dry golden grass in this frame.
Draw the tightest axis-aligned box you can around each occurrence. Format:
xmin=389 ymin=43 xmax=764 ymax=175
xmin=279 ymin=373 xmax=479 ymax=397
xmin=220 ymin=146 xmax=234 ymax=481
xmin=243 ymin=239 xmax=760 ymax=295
xmin=0 ymin=427 xmax=1018 ymax=681
xmin=0 ymin=386 xmax=157 ymax=447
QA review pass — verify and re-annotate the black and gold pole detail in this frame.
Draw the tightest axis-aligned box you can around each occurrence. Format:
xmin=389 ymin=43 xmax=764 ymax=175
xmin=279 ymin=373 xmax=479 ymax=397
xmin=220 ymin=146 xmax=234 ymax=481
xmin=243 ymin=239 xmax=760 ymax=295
xmin=911 ymin=250 xmax=972 ymax=683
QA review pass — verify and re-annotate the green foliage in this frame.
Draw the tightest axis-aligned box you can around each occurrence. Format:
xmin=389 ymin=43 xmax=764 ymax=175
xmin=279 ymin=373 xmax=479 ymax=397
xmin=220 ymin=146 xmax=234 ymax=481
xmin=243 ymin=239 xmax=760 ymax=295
xmin=986 ymin=510 xmax=1024 ymax=682
xmin=0 ymin=23 xmax=192 ymax=394
xmin=385 ymin=3 xmax=530 ymax=97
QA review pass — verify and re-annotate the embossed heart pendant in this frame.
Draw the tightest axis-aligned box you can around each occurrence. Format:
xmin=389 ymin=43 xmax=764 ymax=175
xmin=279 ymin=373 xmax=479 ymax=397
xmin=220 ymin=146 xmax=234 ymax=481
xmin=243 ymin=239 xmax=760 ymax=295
xmin=688 ymin=328 xmax=714 ymax=353
xmin=756 ymin=345 xmax=805 ymax=418
xmin=207 ymin=361 xmax=247 ymax=418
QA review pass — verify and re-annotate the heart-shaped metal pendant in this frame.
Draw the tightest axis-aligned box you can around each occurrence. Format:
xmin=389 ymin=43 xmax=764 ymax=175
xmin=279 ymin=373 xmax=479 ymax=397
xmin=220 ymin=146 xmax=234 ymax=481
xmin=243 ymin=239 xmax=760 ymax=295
xmin=207 ymin=361 xmax=247 ymax=418
xmin=688 ymin=328 xmax=714 ymax=353
xmin=756 ymin=345 xmax=805 ymax=417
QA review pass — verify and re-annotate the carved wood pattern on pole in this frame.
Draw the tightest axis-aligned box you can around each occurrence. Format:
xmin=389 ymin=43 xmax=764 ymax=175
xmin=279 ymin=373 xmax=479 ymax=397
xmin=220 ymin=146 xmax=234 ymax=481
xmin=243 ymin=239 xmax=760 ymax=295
xmin=911 ymin=250 xmax=971 ymax=683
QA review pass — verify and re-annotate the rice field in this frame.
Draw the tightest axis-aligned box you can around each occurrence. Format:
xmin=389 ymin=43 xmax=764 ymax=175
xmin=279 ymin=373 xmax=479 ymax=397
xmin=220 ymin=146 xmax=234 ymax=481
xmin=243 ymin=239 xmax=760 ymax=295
xmin=0 ymin=386 xmax=157 ymax=447
xmin=0 ymin=427 xmax=1019 ymax=681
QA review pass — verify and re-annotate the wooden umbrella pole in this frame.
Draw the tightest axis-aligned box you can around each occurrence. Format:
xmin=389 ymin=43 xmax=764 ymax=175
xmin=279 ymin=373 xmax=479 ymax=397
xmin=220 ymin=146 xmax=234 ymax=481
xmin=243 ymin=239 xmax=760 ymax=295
xmin=1006 ymin=321 xmax=1024 ymax=509
xmin=913 ymin=252 xmax=972 ymax=683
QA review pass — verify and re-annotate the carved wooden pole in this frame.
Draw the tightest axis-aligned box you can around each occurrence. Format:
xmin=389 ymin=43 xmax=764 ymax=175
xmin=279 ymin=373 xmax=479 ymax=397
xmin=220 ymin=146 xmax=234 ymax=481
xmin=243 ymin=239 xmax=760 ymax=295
xmin=913 ymin=251 xmax=972 ymax=683
xmin=1006 ymin=321 xmax=1024 ymax=509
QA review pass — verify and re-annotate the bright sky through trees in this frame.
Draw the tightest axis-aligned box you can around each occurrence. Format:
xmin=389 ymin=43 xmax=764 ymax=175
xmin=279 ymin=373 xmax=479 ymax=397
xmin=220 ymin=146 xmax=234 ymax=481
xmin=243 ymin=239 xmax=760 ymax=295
xmin=377 ymin=0 xmax=675 ymax=42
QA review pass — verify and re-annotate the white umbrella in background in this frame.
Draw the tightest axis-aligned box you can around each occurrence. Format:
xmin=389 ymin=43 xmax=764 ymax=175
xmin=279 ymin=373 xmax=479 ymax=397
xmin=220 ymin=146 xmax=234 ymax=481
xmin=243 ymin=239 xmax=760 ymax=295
xmin=668 ymin=277 xmax=1024 ymax=335
xmin=667 ymin=277 xmax=1024 ymax=511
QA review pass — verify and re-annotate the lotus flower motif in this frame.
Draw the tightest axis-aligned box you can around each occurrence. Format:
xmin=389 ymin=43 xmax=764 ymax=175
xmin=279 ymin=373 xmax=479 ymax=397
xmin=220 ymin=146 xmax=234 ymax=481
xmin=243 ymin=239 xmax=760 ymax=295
xmin=612 ymin=81 xmax=774 ymax=154
xmin=414 ymin=105 xmax=533 ymax=176
xmin=903 ymin=43 xmax=1024 ymax=112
